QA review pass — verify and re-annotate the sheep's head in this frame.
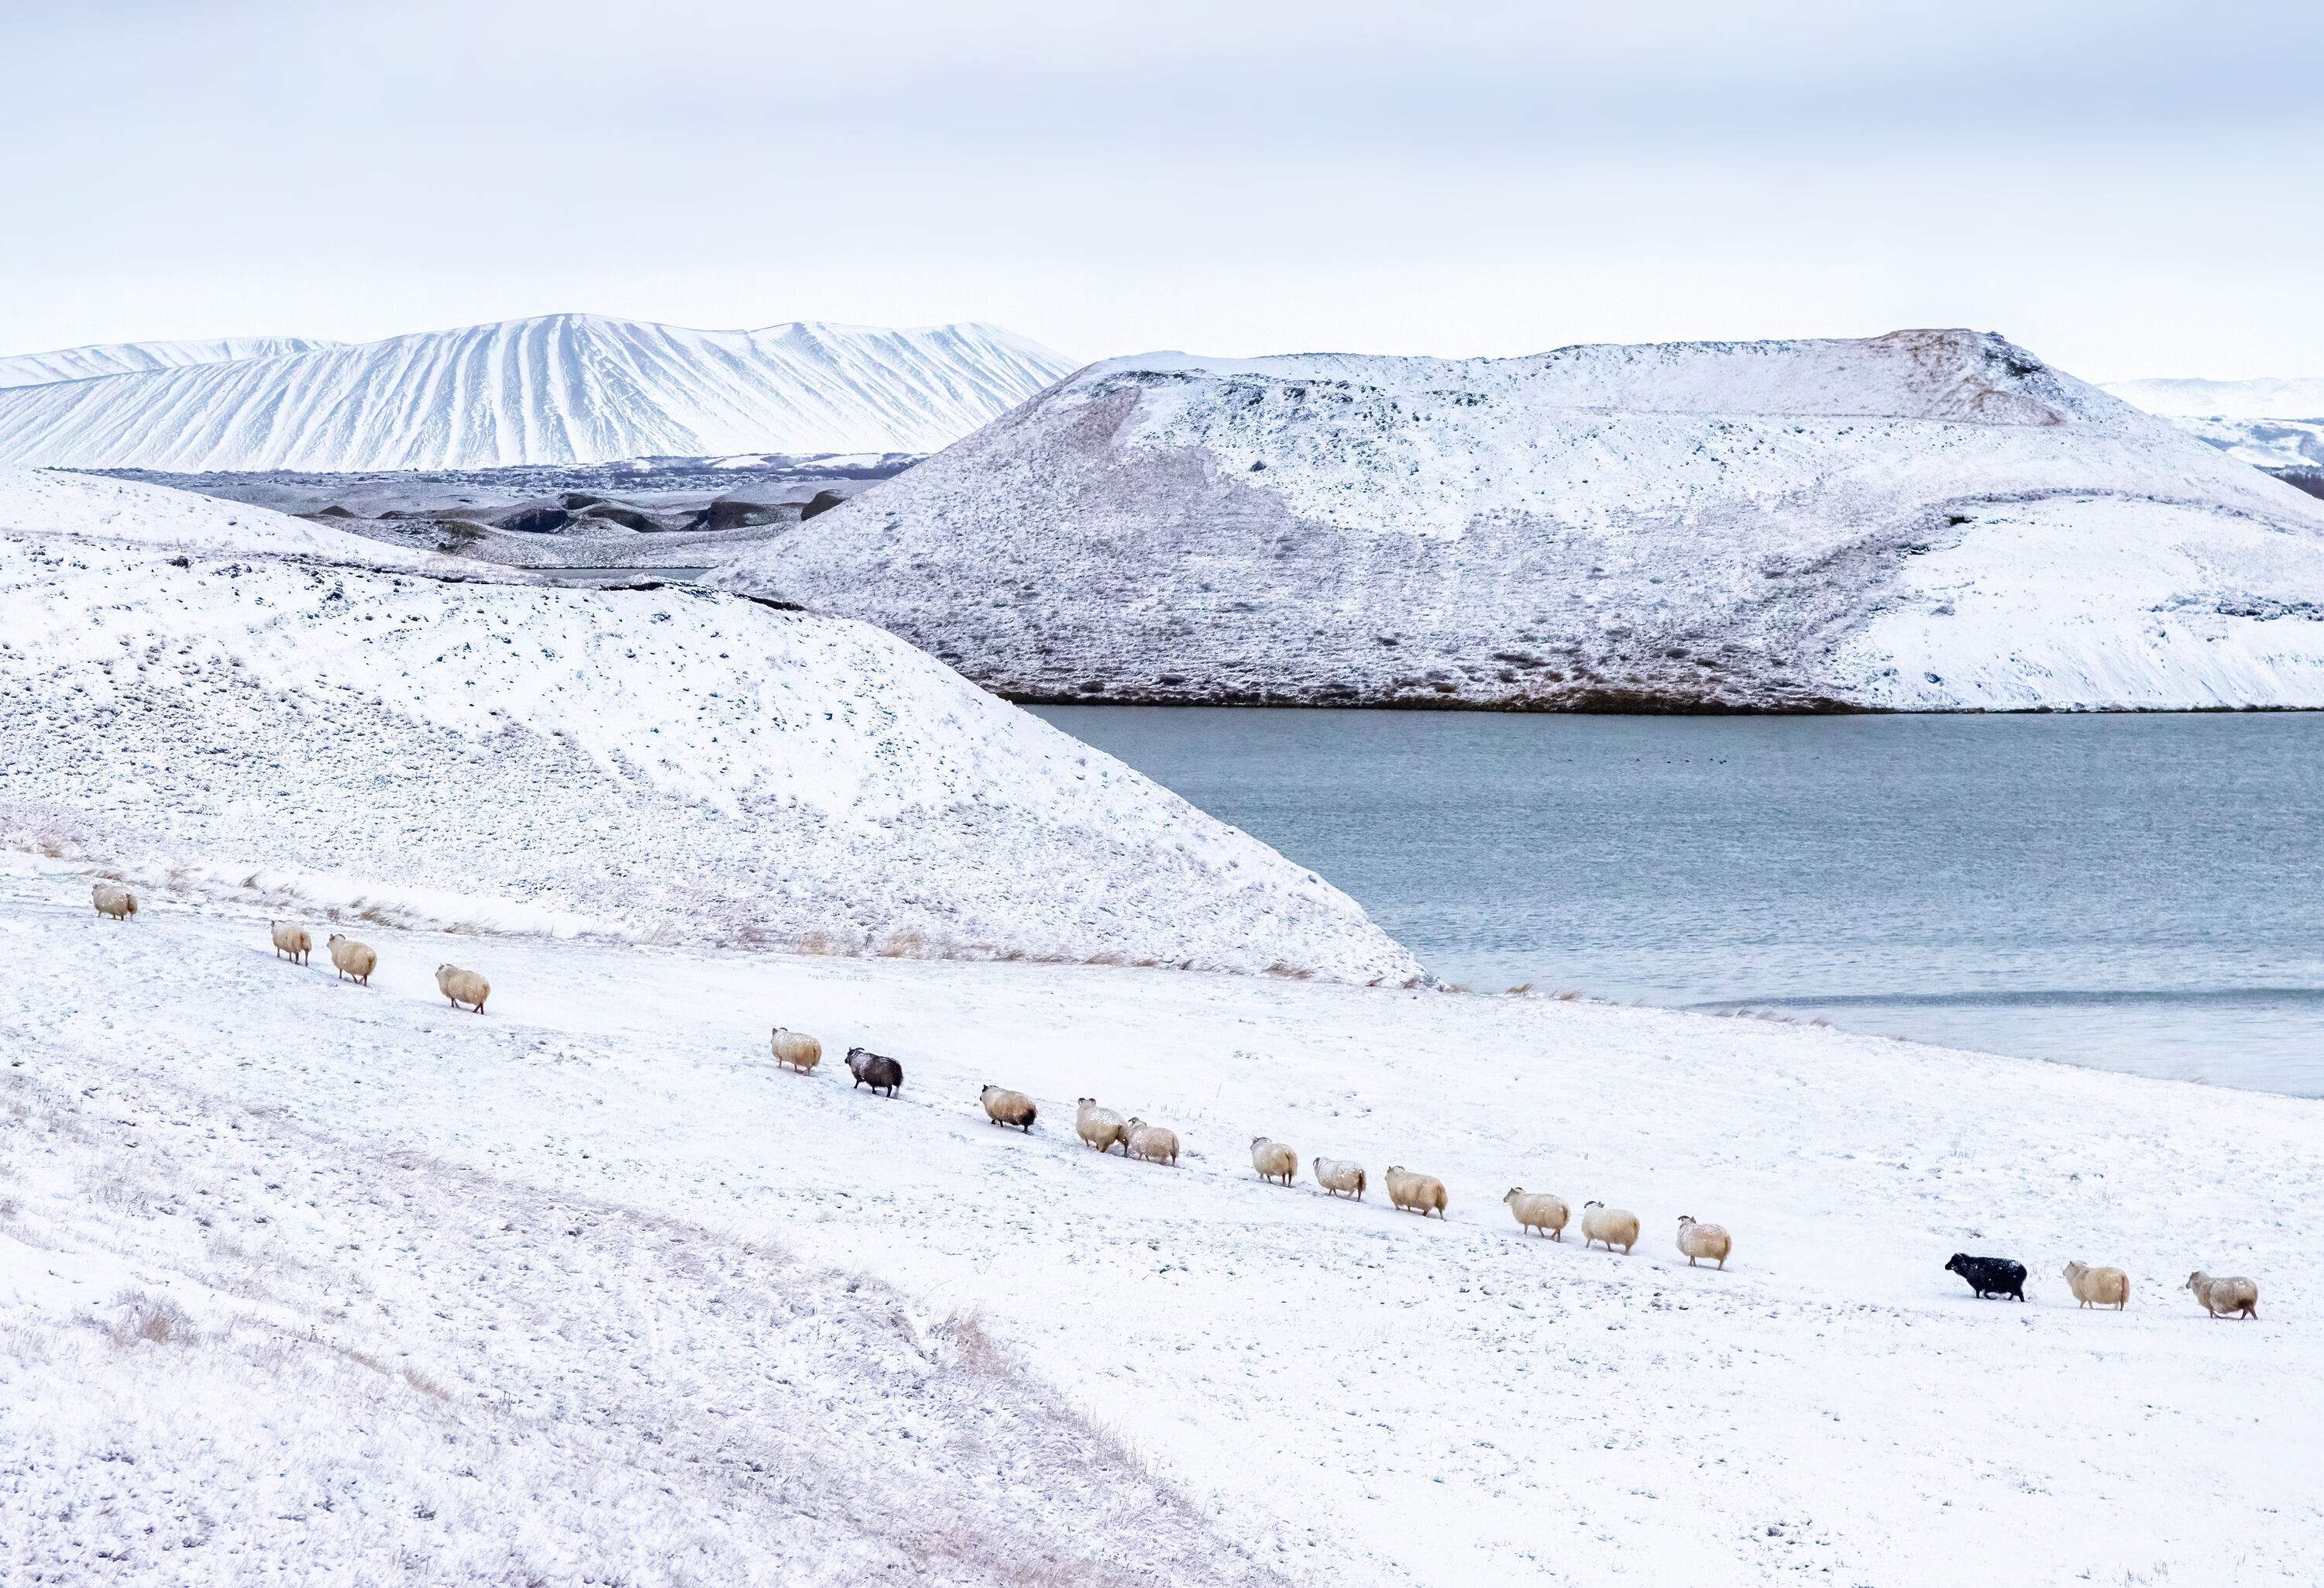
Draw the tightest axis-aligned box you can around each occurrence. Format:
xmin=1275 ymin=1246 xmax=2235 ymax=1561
xmin=2185 ymin=1272 xmax=2206 ymax=1290
xmin=1584 ymin=1199 xmax=1604 ymax=1210
xmin=1677 ymin=1215 xmax=1695 ymax=1227
xmin=1944 ymin=1254 xmax=1969 ymax=1273
xmin=1078 ymin=1098 xmax=1095 ymax=1107
xmin=1502 ymin=1188 xmax=1524 ymax=1204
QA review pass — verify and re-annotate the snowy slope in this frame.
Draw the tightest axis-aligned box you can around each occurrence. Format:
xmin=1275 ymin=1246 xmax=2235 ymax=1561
xmin=5 ymin=856 xmax=2317 ymax=1585
xmin=0 ymin=335 xmax=333 ymax=390
xmin=0 ymin=316 xmax=1076 ymax=471
xmin=2105 ymin=376 xmax=2324 ymax=472
xmin=0 ymin=470 xmax=1413 ymax=981
xmin=720 ymin=329 xmax=2324 ymax=711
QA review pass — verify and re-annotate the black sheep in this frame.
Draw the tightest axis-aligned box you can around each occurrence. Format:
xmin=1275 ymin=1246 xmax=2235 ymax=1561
xmin=845 ymin=1046 xmax=904 ymax=1098
xmin=1944 ymin=1253 xmax=2027 ymax=1301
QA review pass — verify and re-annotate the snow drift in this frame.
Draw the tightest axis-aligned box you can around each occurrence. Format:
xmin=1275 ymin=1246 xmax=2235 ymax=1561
xmin=0 ymin=469 xmax=1414 ymax=981
xmin=0 ymin=316 xmax=1075 ymax=471
xmin=719 ymin=329 xmax=2324 ymax=711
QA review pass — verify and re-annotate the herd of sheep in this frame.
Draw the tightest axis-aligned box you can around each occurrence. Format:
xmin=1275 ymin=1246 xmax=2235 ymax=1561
xmin=94 ymin=882 xmax=2268 ymax=1321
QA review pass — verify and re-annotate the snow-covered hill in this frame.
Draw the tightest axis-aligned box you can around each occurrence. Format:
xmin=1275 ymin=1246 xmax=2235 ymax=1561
xmin=6 ymin=855 xmax=2316 ymax=1585
xmin=719 ymin=329 xmax=2324 ymax=711
xmin=0 ymin=335 xmax=333 ymax=390
xmin=0 ymin=316 xmax=1076 ymax=471
xmin=0 ymin=469 xmax=1412 ymax=980
xmin=2105 ymin=376 xmax=2324 ymax=473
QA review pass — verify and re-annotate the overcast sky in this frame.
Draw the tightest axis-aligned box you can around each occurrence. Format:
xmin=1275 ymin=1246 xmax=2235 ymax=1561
xmin=8 ymin=1 xmax=2321 ymax=380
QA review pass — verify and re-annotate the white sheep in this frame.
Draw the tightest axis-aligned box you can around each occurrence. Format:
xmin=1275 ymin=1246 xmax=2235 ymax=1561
xmin=2062 ymin=1260 xmax=2128 ymax=1311
xmin=91 ymin=882 xmax=137 ymax=921
xmin=1503 ymin=1188 xmax=1569 ymax=1239
xmin=270 ymin=919 xmax=312 ymax=964
xmin=1123 ymin=1117 xmax=1180 ymax=1165
xmin=1580 ymin=1201 xmax=1640 ymax=1255
xmin=981 ymin=1085 xmax=1038 ymax=1133
xmin=327 ymin=933 xmax=376 ymax=985
xmin=436 ymin=963 xmax=490 ymax=1013
xmin=769 ymin=1027 xmax=823 ymax=1074
xmin=1312 ymin=1157 xmax=1367 ymax=1200
xmin=1384 ymin=1166 xmax=1448 ymax=1218
xmin=1075 ymin=1098 xmax=1128 ymax=1154
xmin=1250 ymin=1137 xmax=1298 ymax=1186
xmin=2185 ymin=1271 xmax=2259 ymax=1320
xmin=1676 ymin=1215 xmax=1731 ymax=1269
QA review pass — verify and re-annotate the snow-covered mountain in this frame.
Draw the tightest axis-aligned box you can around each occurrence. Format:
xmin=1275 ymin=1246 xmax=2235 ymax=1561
xmin=2104 ymin=376 xmax=2324 ymax=473
xmin=0 ymin=335 xmax=335 ymax=390
xmin=0 ymin=468 xmax=1412 ymax=980
xmin=717 ymin=328 xmax=2324 ymax=711
xmin=0 ymin=316 xmax=1076 ymax=471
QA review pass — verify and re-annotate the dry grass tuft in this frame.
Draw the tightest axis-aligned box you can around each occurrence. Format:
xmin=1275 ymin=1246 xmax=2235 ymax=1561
xmin=104 ymin=1288 xmax=194 ymax=1346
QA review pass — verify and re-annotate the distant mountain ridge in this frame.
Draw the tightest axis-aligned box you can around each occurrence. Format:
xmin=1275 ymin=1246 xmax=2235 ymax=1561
xmin=2104 ymin=376 xmax=2324 ymax=475
xmin=0 ymin=335 xmax=335 ymax=390
xmin=0 ymin=315 xmax=1076 ymax=470
xmin=717 ymin=328 xmax=2324 ymax=712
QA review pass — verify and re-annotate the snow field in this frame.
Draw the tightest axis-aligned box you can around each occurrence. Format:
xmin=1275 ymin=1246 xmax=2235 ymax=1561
xmin=5 ymin=860 xmax=2316 ymax=1586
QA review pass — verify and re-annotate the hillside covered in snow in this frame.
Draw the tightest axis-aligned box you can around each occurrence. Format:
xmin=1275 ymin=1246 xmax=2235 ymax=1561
xmin=0 ymin=335 xmax=334 ymax=390
xmin=0 ymin=468 xmax=1412 ymax=980
xmin=720 ymin=329 xmax=2324 ymax=711
xmin=2105 ymin=374 xmax=2324 ymax=477
xmin=0 ymin=316 xmax=1075 ymax=471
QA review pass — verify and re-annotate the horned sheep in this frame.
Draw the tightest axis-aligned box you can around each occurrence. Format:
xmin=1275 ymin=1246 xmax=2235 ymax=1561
xmin=1580 ymin=1201 xmax=1640 ymax=1255
xmin=1250 ymin=1137 xmax=1298 ymax=1186
xmin=980 ymin=1085 xmax=1037 ymax=1133
xmin=2185 ymin=1271 xmax=2259 ymax=1320
xmin=327 ymin=933 xmax=376 ymax=985
xmin=846 ymin=1046 xmax=903 ymax=1097
xmin=436 ymin=964 xmax=490 ymax=1013
xmin=269 ymin=920 xmax=312 ymax=964
xmin=1676 ymin=1215 xmax=1732 ymax=1269
xmin=1312 ymin=1157 xmax=1367 ymax=1200
xmin=769 ymin=1027 xmax=823 ymax=1074
xmin=1075 ymin=1098 xmax=1128 ymax=1154
xmin=1124 ymin=1118 xmax=1180 ymax=1165
xmin=1502 ymin=1188 xmax=1569 ymax=1239
xmin=91 ymin=882 xmax=137 ymax=921
xmin=2062 ymin=1260 xmax=2128 ymax=1311
xmin=1384 ymin=1166 xmax=1448 ymax=1218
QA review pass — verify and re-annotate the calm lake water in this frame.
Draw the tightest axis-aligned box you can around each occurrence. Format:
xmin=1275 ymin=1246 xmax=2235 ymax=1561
xmin=1036 ymin=708 xmax=2324 ymax=1098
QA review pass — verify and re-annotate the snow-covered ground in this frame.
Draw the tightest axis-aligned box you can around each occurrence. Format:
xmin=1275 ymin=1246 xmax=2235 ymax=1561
xmin=720 ymin=328 xmax=2324 ymax=710
xmin=5 ymin=854 xmax=2315 ymax=1586
xmin=0 ymin=317 xmax=1074 ymax=470
xmin=0 ymin=468 xmax=1413 ymax=980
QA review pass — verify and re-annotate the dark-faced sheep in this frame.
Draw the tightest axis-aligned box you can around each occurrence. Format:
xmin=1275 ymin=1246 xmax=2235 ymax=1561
xmin=436 ymin=964 xmax=490 ymax=1013
xmin=1676 ymin=1215 xmax=1732 ymax=1269
xmin=270 ymin=920 xmax=312 ymax=964
xmin=1580 ymin=1201 xmax=1639 ymax=1254
xmin=1944 ymin=1253 xmax=2027 ymax=1301
xmin=770 ymin=1027 xmax=823 ymax=1074
xmin=1076 ymin=1098 xmax=1128 ymax=1153
xmin=1250 ymin=1137 xmax=1298 ymax=1185
xmin=847 ymin=1046 xmax=904 ymax=1097
xmin=2186 ymin=1271 xmax=2259 ymax=1320
xmin=92 ymin=883 xmax=137 ymax=920
xmin=327 ymin=933 xmax=376 ymax=985
xmin=1384 ymin=1167 xmax=1448 ymax=1218
xmin=981 ymin=1084 xmax=1037 ymax=1132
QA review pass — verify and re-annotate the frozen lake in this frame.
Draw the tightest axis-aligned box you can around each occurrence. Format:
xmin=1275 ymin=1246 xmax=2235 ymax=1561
xmin=1037 ymin=707 xmax=2324 ymax=1096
